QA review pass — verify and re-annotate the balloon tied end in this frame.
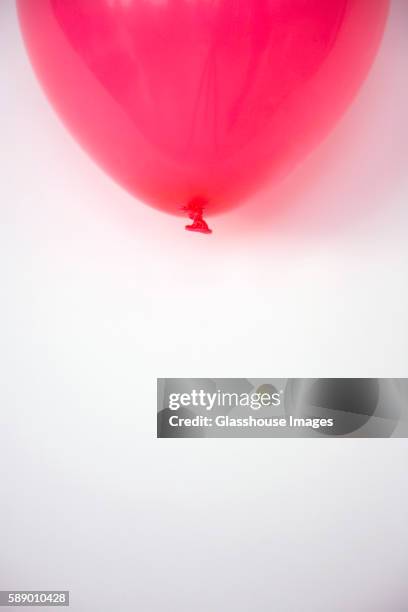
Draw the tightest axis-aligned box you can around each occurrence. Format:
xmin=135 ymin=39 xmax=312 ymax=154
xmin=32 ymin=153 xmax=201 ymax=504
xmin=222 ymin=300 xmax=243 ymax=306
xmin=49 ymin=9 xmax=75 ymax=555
xmin=182 ymin=199 xmax=212 ymax=235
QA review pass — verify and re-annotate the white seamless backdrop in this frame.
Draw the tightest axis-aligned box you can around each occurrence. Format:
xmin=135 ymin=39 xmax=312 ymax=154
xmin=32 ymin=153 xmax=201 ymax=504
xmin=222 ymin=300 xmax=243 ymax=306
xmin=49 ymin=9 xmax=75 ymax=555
xmin=1 ymin=1 xmax=408 ymax=610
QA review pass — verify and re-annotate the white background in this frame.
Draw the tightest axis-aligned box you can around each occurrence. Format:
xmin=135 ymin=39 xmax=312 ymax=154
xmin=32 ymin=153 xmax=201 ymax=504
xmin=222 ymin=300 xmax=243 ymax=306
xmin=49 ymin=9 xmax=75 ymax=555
xmin=1 ymin=1 xmax=408 ymax=610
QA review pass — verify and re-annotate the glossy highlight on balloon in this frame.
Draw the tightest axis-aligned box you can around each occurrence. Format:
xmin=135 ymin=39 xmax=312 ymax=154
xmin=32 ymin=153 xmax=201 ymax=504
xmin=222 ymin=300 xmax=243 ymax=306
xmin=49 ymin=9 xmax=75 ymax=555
xmin=17 ymin=0 xmax=389 ymax=232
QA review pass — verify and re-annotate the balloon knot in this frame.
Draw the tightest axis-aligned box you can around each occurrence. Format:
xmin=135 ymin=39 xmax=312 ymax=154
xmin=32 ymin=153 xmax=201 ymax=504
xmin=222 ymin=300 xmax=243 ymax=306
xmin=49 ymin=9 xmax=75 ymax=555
xmin=182 ymin=199 xmax=212 ymax=235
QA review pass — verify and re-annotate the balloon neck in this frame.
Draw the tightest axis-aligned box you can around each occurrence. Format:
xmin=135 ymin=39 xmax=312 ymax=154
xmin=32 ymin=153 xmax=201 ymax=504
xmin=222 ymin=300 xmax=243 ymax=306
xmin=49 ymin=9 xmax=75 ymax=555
xmin=183 ymin=199 xmax=212 ymax=235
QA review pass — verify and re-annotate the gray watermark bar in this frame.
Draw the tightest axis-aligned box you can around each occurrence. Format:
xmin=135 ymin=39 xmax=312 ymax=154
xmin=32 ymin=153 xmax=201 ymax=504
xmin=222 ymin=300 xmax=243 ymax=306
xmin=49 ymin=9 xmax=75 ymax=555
xmin=157 ymin=378 xmax=408 ymax=438
xmin=0 ymin=592 xmax=69 ymax=607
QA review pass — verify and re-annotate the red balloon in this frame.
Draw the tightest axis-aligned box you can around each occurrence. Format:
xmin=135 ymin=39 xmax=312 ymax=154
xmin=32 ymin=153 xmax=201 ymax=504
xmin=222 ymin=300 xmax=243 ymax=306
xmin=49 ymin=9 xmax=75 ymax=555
xmin=18 ymin=0 xmax=389 ymax=233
